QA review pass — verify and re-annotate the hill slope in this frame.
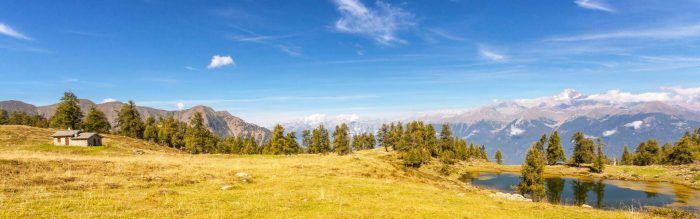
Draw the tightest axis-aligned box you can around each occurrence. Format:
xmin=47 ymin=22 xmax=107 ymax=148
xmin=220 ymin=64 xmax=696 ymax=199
xmin=0 ymin=125 xmax=645 ymax=218
xmin=0 ymin=100 xmax=271 ymax=141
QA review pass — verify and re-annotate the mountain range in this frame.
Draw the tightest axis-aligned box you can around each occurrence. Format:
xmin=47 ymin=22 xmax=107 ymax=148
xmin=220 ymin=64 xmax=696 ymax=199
xmin=0 ymin=99 xmax=271 ymax=142
xmin=283 ymin=89 xmax=700 ymax=164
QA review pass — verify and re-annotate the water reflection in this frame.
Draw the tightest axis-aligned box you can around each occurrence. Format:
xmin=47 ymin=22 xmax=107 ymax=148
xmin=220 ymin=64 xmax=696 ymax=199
xmin=461 ymin=171 xmax=700 ymax=214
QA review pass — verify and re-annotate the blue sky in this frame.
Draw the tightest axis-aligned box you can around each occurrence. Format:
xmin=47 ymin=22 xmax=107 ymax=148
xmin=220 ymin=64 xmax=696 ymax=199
xmin=1 ymin=0 xmax=700 ymax=126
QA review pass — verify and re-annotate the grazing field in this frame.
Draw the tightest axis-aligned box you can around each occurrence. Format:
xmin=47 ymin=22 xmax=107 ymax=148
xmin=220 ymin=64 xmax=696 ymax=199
xmin=0 ymin=125 xmax=653 ymax=218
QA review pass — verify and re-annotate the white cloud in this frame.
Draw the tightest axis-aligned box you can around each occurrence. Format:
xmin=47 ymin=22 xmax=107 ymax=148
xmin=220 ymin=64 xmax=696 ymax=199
xmin=585 ymin=89 xmax=673 ymax=103
xmin=336 ymin=114 xmax=360 ymax=122
xmin=333 ymin=0 xmax=415 ymax=45
xmin=602 ymin=129 xmax=617 ymax=137
xmin=509 ymin=126 xmax=524 ymax=136
xmin=574 ymin=0 xmax=615 ymax=13
xmin=550 ymin=24 xmax=700 ymax=41
xmin=101 ymin=98 xmax=118 ymax=103
xmin=0 ymin=23 xmax=31 ymax=40
xmin=479 ymin=49 xmax=506 ymax=62
xmin=185 ymin=66 xmax=197 ymax=71
xmin=624 ymin=120 xmax=643 ymax=130
xmin=176 ymin=102 xmax=185 ymax=110
xmin=303 ymin=113 xmax=327 ymax=124
xmin=207 ymin=55 xmax=235 ymax=69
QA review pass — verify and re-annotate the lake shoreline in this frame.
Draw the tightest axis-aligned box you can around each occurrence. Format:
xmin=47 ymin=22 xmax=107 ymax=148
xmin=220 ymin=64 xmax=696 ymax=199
xmin=449 ymin=160 xmax=700 ymax=190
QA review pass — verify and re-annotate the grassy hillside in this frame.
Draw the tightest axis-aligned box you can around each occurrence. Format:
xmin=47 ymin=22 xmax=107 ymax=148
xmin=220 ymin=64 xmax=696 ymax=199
xmin=0 ymin=125 xmax=653 ymax=218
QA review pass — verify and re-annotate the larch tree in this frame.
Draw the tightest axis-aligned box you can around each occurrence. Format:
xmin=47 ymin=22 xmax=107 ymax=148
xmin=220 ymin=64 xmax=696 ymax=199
xmin=571 ymin=132 xmax=595 ymax=166
xmin=546 ymin=131 xmax=565 ymax=165
xmin=116 ymin=101 xmax=144 ymax=138
xmin=268 ymin=124 xmax=286 ymax=155
xmin=591 ymin=138 xmax=605 ymax=173
xmin=0 ymin=109 xmax=9 ymax=124
xmin=620 ymin=145 xmax=633 ymax=165
xmin=184 ymin=112 xmax=217 ymax=154
xmin=517 ymin=143 xmax=546 ymax=201
xmin=667 ymin=134 xmax=694 ymax=165
xmin=81 ymin=107 xmax=111 ymax=133
xmin=633 ymin=139 xmax=660 ymax=166
xmin=50 ymin=91 xmax=83 ymax=129
xmin=143 ymin=116 xmax=158 ymax=142
xmin=495 ymin=149 xmax=503 ymax=165
xmin=333 ymin=123 xmax=351 ymax=155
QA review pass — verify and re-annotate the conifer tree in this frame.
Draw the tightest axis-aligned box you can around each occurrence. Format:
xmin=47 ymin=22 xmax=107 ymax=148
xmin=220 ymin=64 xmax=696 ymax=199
xmin=241 ymin=137 xmax=258 ymax=154
xmin=591 ymin=139 xmax=605 ymax=173
xmin=667 ymin=135 xmax=694 ymax=165
xmin=377 ymin=124 xmax=391 ymax=151
xmin=268 ymin=124 xmax=286 ymax=155
xmin=571 ymin=132 xmax=595 ymax=166
xmin=517 ymin=143 xmax=546 ymax=201
xmin=534 ymin=134 xmax=547 ymax=153
xmin=0 ymin=109 xmax=8 ymax=125
xmin=310 ymin=125 xmax=331 ymax=154
xmin=495 ymin=149 xmax=503 ymax=165
xmin=546 ymin=131 xmax=565 ymax=165
xmin=49 ymin=91 xmax=83 ymax=129
xmin=184 ymin=112 xmax=217 ymax=154
xmin=633 ymin=139 xmax=660 ymax=166
xmin=116 ymin=101 xmax=144 ymax=138
xmin=143 ymin=116 xmax=158 ymax=142
xmin=333 ymin=123 xmax=351 ymax=155
xmin=439 ymin=124 xmax=453 ymax=153
xmin=284 ymin=132 xmax=301 ymax=154
xmin=620 ymin=145 xmax=633 ymax=165
xmin=81 ymin=107 xmax=111 ymax=133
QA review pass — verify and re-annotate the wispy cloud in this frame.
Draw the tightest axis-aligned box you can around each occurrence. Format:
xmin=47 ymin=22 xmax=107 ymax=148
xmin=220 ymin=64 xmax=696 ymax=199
xmin=333 ymin=0 xmax=415 ymax=45
xmin=139 ymin=95 xmax=379 ymax=106
xmin=427 ymin=28 xmax=466 ymax=42
xmin=226 ymin=29 xmax=304 ymax=57
xmin=574 ymin=0 xmax=616 ymax=13
xmin=0 ymin=23 xmax=31 ymax=40
xmin=207 ymin=55 xmax=235 ymax=69
xmin=479 ymin=49 xmax=506 ymax=62
xmin=549 ymin=24 xmax=700 ymax=41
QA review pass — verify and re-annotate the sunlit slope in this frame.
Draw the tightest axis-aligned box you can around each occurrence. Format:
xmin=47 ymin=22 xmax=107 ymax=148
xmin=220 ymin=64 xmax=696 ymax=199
xmin=0 ymin=125 xmax=647 ymax=218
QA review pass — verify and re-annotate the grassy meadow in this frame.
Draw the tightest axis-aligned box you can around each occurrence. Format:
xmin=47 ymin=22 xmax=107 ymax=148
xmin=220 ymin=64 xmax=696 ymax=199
xmin=0 ymin=125 xmax=660 ymax=218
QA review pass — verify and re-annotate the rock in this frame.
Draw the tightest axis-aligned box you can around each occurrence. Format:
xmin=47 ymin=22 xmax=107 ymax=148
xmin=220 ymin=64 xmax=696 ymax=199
xmin=489 ymin=192 xmax=532 ymax=202
xmin=235 ymin=172 xmax=250 ymax=178
xmin=581 ymin=204 xmax=592 ymax=208
xmin=220 ymin=185 xmax=234 ymax=190
xmin=133 ymin=150 xmax=145 ymax=155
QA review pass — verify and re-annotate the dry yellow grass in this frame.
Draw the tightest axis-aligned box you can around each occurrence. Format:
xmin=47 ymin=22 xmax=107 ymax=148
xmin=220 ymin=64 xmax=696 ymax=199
xmin=0 ymin=125 xmax=655 ymax=218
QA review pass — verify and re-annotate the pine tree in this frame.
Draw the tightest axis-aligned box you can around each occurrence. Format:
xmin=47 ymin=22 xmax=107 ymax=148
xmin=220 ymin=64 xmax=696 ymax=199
xmin=620 ymin=145 xmax=633 ymax=165
xmin=667 ymin=135 xmax=694 ymax=165
xmin=546 ymin=131 xmax=565 ymax=165
xmin=439 ymin=124 xmax=453 ymax=154
xmin=283 ymin=132 xmax=301 ymax=154
xmin=184 ymin=112 xmax=217 ymax=154
xmin=591 ymin=139 xmax=605 ymax=173
xmin=535 ymin=134 xmax=547 ymax=152
xmin=634 ymin=139 xmax=660 ymax=166
xmin=143 ymin=116 xmax=158 ymax=142
xmin=268 ymin=124 xmax=286 ymax=155
xmin=377 ymin=124 xmax=391 ymax=152
xmin=310 ymin=125 xmax=331 ymax=154
xmin=49 ymin=91 xmax=83 ymax=129
xmin=81 ymin=107 xmax=111 ymax=133
xmin=517 ymin=143 xmax=546 ymax=201
xmin=0 ymin=109 xmax=8 ymax=125
xmin=116 ymin=101 xmax=144 ymax=138
xmin=571 ymin=132 xmax=595 ymax=166
xmin=333 ymin=123 xmax=351 ymax=155
xmin=241 ymin=137 xmax=258 ymax=154
xmin=495 ymin=149 xmax=503 ymax=165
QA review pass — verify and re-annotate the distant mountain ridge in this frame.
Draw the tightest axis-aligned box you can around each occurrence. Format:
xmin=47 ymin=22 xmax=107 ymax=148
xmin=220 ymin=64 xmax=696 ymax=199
xmin=283 ymin=89 xmax=700 ymax=164
xmin=0 ymin=99 xmax=271 ymax=141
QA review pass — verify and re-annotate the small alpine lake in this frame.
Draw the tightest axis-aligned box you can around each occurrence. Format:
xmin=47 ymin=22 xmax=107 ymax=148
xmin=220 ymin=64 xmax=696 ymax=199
xmin=461 ymin=171 xmax=700 ymax=215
